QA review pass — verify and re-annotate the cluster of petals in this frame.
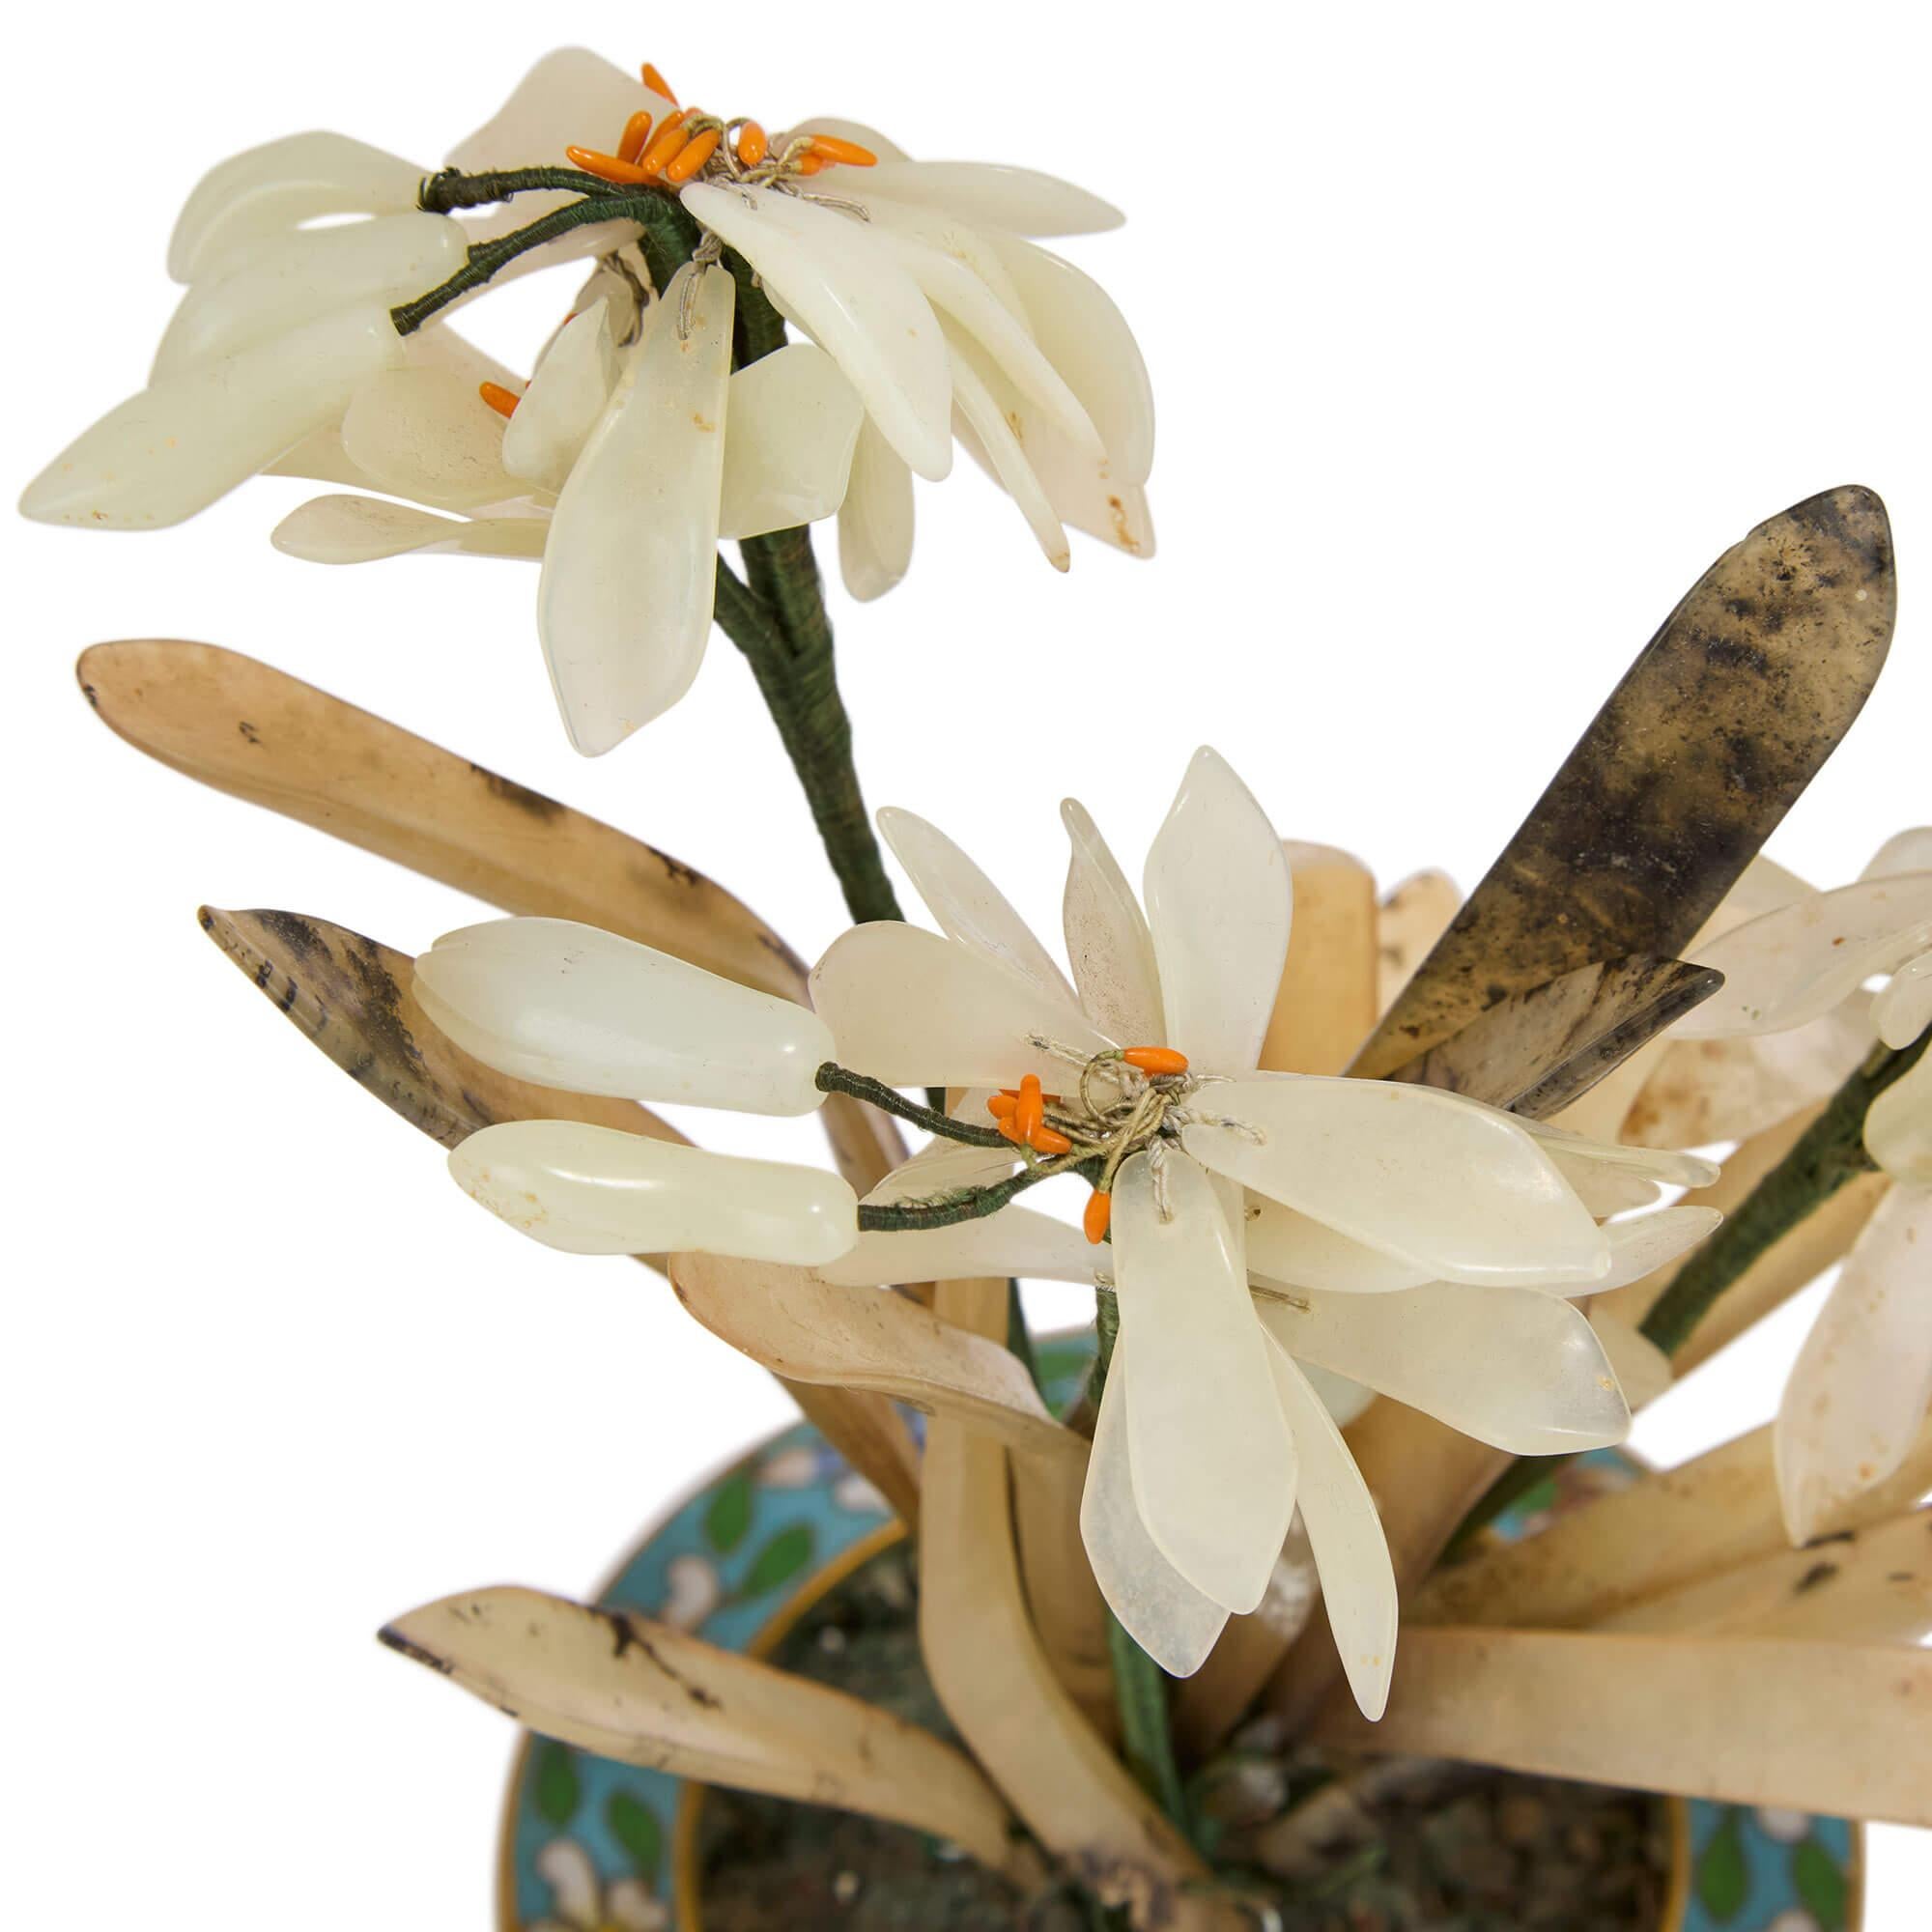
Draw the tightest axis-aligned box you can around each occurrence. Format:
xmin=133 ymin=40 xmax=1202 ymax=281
xmin=20 ymin=47 xmax=1152 ymax=756
xmin=420 ymin=747 xmax=1720 ymax=1718
xmin=1659 ymin=831 xmax=1931 ymax=1543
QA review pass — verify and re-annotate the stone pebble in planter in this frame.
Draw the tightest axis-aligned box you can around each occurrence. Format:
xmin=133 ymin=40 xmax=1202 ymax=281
xmin=497 ymin=1338 xmax=1858 ymax=1930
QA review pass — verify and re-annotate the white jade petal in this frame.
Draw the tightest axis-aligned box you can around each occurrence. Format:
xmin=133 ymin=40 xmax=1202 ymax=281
xmin=862 ymin=1132 xmax=1017 ymax=1208
xmin=810 ymin=924 xmax=1112 ymax=1090
xmin=1259 ymin=1284 xmax=1631 ymax=1455
xmin=837 ymin=418 xmax=914 ymax=602
xmin=1861 ymin=828 xmax=1932 ymax=881
xmin=340 ymin=365 xmax=521 ymax=510
xmin=1061 ymin=799 xmax=1165 ymax=1046
xmin=1246 ymin=1200 xmax=1434 ymax=1293
xmin=949 ymin=343 xmax=1154 ymax=561
xmin=878 ymin=809 xmax=1073 ymax=999
xmin=270 ymin=495 xmax=549 ymax=563
xmin=153 ymin=214 xmax=466 ymax=379
xmin=539 ymin=267 xmax=733 ymax=755
xmin=1143 ymin=749 xmax=1291 ymax=1071
xmin=1261 ymin=1331 xmax=1398 ymax=1721
xmin=264 ymin=321 xmax=524 ymax=495
xmin=1682 ymin=876 xmax=1932 ymax=1038
xmin=167 ymin=131 xmax=426 ymax=283
xmin=448 ymin=47 xmax=668 ymax=172
xmin=1874 ymin=952 xmax=1932 ymax=1052
xmin=1590 ymin=1207 xmax=1724 ymax=1293
xmin=1866 ymin=1053 xmax=1930 ymax=1184
xmin=1184 ymin=1078 xmax=1609 ymax=1287
xmin=501 ymin=302 xmax=621 ymax=492
xmin=1300 ymin=1362 xmax=1378 ymax=1430
xmin=20 ymin=304 xmax=405 ymax=529
xmin=1116 ymin=1152 xmax=1297 ymax=1614
xmin=1625 ymin=1014 xmax=1876 ymax=1151
xmin=681 ymin=183 xmax=952 ymax=480
xmin=1520 ymin=1119 xmax=1720 ymax=1192
xmin=1776 ymin=1182 xmax=1932 ymax=1542
xmin=1079 ymin=1338 xmax=1231 ymax=1678
xmin=718 ymin=344 xmax=864 ymax=540
xmin=819 ymin=1207 xmax=1094 ymax=1288
xmin=871 ymin=230 xmax=1103 ymax=458
xmin=450 ymin=1122 xmax=857 ymax=1264
xmin=852 ymin=161 xmax=1123 ymax=237
xmin=790 ymin=119 xmax=911 ymax=164
xmin=945 ymin=331 xmax=1069 ymax=569
xmin=989 ymin=237 xmax=1154 ymax=487
xmin=414 ymin=916 xmax=831 ymax=1115
xmin=838 ymin=194 xmax=1033 ymax=319
xmin=1589 ymin=1311 xmax=1674 ymax=1410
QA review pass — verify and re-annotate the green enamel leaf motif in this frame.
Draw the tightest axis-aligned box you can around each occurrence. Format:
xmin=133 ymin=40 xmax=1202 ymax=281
xmin=534 ymin=1739 xmax=580 ymax=1828
xmin=1695 ymin=1808 xmax=1748 ymax=1921
xmin=1793 ymin=1838 xmax=1848 ymax=1929
xmin=705 ymin=1467 xmax=755 ymax=1553
xmin=608 ymin=1789 xmax=664 ymax=1883
xmin=742 ymin=1522 xmax=816 ymax=1598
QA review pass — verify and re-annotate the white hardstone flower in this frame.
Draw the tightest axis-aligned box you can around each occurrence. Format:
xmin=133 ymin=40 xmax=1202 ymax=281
xmin=1668 ymin=830 xmax=1932 ymax=1543
xmin=809 ymin=749 xmax=1709 ymax=1714
xmin=413 ymin=918 xmax=859 ymax=1267
xmin=22 ymin=47 xmax=1152 ymax=759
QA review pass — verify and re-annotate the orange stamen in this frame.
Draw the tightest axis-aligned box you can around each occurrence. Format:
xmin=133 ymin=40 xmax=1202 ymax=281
xmin=617 ymin=110 xmax=656 ymax=164
xmin=986 ymin=1093 xmax=1018 ymax=1120
xmin=637 ymin=111 xmax=691 ymax=178
xmin=1029 ymin=1123 xmax=1072 ymax=1157
xmin=663 ymin=126 xmax=721 ymax=184
xmin=1014 ymin=1075 xmax=1045 ymax=1142
xmin=1122 ymin=1046 xmax=1189 ymax=1077
xmin=809 ymin=134 xmax=878 ymax=167
xmin=1083 ymin=1191 xmax=1112 ymax=1244
xmin=477 ymin=381 xmax=521 ymax=419
xmin=566 ymin=144 xmax=656 ymax=186
xmin=736 ymin=120 xmax=768 ymax=166
xmin=641 ymin=62 xmax=678 ymax=105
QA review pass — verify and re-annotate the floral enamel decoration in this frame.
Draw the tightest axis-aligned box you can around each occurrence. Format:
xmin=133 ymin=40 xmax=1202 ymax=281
xmin=22 ymin=46 xmax=1153 ymax=776
xmin=1647 ymin=832 xmax=1932 ymax=1542
xmin=805 ymin=750 xmax=1710 ymax=1710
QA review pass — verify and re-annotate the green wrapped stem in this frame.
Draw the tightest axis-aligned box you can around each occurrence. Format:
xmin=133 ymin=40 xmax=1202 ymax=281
xmin=1449 ymin=1024 xmax=1929 ymax=1549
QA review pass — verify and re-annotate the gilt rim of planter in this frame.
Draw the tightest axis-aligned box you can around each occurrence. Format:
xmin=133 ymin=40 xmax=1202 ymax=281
xmin=494 ymin=1393 xmax=1865 ymax=1932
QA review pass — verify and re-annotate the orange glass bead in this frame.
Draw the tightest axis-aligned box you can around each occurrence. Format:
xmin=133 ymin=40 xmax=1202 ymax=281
xmin=736 ymin=120 xmax=769 ymax=166
xmin=996 ymin=1117 xmax=1025 ymax=1145
xmin=793 ymin=151 xmax=825 ymax=175
xmin=617 ymin=110 xmax=656 ymax=164
xmin=663 ymin=127 xmax=721 ymax=184
xmin=477 ymin=382 xmax=521 ymax=419
xmin=641 ymin=62 xmax=677 ymax=105
xmin=565 ymin=145 xmax=656 ymax=186
xmin=1122 ymin=1046 xmax=1190 ymax=1076
xmin=1083 ymin=1191 xmax=1112 ymax=1244
xmin=986 ymin=1092 xmax=1018 ymax=1120
xmin=808 ymin=134 xmax=878 ymax=167
xmin=1014 ymin=1074 xmax=1045 ymax=1141
xmin=1029 ymin=1124 xmax=1072 ymax=1157
xmin=637 ymin=111 xmax=691 ymax=178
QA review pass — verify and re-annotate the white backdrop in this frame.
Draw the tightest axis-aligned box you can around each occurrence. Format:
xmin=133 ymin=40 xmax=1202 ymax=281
xmin=6 ymin=3 xmax=1927 ymax=1924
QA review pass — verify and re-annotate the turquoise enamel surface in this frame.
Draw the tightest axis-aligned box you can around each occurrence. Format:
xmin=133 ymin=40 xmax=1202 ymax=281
xmin=500 ymin=1348 xmax=1855 ymax=1930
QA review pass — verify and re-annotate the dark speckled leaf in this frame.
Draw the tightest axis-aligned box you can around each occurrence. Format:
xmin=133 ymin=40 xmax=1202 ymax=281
xmin=1385 ymin=954 xmax=1722 ymax=1120
xmin=1353 ymin=487 xmax=1894 ymax=1079
xmin=198 ymin=905 xmax=687 ymax=1152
